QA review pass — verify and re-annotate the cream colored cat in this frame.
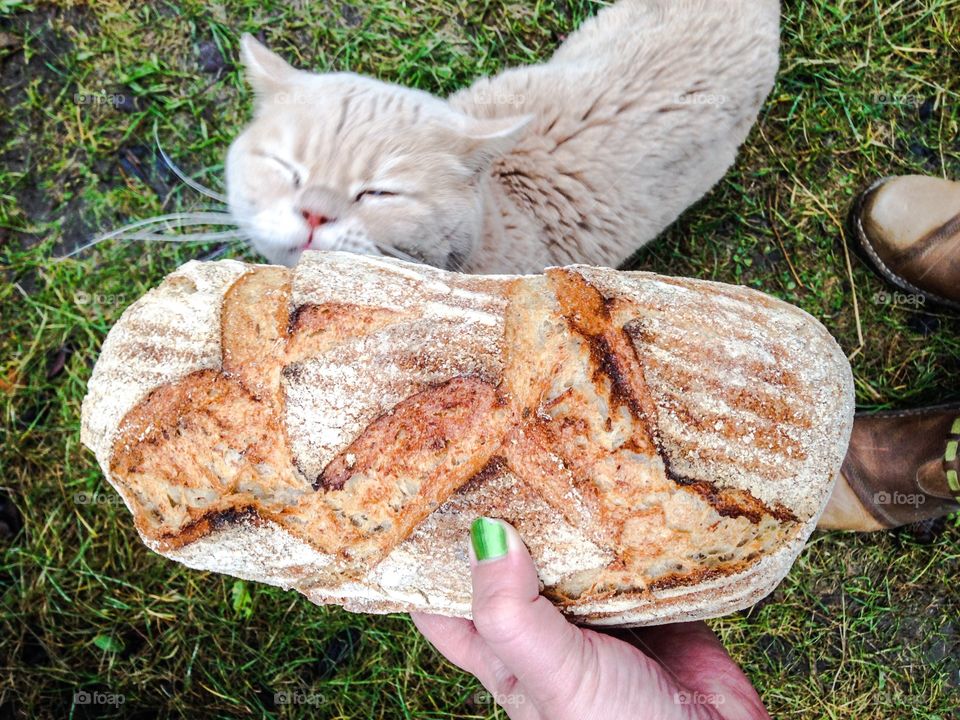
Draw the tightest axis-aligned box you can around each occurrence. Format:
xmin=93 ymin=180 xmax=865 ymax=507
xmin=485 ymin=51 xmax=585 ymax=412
xmin=227 ymin=0 xmax=780 ymax=273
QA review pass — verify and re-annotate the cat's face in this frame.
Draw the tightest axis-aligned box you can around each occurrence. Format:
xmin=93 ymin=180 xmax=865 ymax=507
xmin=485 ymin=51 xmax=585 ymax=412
xmin=227 ymin=35 xmax=529 ymax=268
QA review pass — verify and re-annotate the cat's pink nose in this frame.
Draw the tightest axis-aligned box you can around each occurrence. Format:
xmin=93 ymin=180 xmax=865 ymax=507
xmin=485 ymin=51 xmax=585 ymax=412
xmin=301 ymin=209 xmax=333 ymax=230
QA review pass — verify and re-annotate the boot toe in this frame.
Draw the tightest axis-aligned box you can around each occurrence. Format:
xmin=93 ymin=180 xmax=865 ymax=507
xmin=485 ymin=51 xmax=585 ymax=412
xmin=852 ymin=175 xmax=960 ymax=309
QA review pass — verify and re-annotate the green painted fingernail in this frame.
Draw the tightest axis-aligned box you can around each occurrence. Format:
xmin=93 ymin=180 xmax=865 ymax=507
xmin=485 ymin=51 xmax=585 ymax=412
xmin=471 ymin=517 xmax=508 ymax=561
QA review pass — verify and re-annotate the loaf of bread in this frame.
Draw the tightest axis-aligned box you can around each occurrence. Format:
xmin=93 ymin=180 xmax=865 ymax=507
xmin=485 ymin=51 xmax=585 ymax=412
xmin=81 ymin=251 xmax=853 ymax=626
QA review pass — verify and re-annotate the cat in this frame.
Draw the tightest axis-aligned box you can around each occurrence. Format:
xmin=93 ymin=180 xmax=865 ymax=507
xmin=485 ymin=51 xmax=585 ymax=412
xmin=226 ymin=0 xmax=780 ymax=274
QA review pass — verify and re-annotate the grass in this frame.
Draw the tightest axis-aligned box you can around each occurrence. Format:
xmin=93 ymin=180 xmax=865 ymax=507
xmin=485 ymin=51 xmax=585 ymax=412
xmin=1 ymin=0 xmax=959 ymax=717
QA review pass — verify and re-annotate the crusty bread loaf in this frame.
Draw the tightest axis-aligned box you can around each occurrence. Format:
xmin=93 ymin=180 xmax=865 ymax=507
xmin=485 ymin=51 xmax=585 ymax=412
xmin=81 ymin=251 xmax=854 ymax=626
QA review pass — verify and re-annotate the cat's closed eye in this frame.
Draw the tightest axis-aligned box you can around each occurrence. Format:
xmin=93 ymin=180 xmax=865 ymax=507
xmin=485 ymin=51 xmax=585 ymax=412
xmin=355 ymin=189 xmax=398 ymax=202
xmin=260 ymin=153 xmax=302 ymax=188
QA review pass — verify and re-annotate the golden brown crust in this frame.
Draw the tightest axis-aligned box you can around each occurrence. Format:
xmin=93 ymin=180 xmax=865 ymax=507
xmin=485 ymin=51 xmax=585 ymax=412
xmin=84 ymin=253 xmax=855 ymax=625
xmin=109 ymin=369 xmax=315 ymax=553
xmin=315 ymin=376 xmax=514 ymax=573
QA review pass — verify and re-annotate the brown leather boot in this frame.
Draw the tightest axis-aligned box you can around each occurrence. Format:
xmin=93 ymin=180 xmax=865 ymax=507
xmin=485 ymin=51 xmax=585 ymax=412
xmin=838 ymin=406 xmax=960 ymax=529
xmin=851 ymin=175 xmax=960 ymax=310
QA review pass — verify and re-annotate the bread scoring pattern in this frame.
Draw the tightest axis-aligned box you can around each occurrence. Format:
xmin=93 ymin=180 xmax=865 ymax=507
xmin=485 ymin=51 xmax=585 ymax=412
xmin=84 ymin=252 xmax=853 ymax=622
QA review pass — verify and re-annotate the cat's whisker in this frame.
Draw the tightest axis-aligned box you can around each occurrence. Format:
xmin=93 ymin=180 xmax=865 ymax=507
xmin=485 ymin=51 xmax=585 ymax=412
xmin=154 ymin=125 xmax=229 ymax=205
xmin=110 ymin=230 xmax=248 ymax=244
xmin=198 ymin=244 xmax=236 ymax=262
xmin=443 ymin=249 xmax=469 ymax=274
xmin=374 ymin=243 xmax=422 ymax=265
xmin=329 ymin=235 xmax=348 ymax=253
xmin=60 ymin=212 xmax=241 ymax=259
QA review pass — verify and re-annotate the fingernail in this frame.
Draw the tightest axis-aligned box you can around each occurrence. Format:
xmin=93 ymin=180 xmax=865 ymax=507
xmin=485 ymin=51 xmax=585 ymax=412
xmin=471 ymin=517 xmax=508 ymax=561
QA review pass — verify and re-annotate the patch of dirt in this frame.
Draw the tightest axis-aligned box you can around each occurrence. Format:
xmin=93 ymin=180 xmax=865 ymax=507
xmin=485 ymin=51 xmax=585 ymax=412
xmin=0 ymin=489 xmax=23 ymax=543
xmin=0 ymin=6 xmax=101 ymax=255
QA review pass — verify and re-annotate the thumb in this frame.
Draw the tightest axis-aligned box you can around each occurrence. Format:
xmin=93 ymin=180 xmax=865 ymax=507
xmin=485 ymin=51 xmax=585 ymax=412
xmin=469 ymin=517 xmax=586 ymax=710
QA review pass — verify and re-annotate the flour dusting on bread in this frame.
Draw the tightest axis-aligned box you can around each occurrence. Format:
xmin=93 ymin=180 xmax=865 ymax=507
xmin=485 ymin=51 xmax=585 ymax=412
xmin=82 ymin=251 xmax=854 ymax=626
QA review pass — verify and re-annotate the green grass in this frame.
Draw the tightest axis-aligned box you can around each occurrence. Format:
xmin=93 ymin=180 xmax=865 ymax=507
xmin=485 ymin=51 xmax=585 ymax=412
xmin=1 ymin=0 xmax=959 ymax=717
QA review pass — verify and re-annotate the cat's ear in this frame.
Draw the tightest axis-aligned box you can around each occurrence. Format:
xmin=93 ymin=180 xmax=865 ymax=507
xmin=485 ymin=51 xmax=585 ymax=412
xmin=460 ymin=114 xmax=533 ymax=172
xmin=239 ymin=34 xmax=298 ymax=98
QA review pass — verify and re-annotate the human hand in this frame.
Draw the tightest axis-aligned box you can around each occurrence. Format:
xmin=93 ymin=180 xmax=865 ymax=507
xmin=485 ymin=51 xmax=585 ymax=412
xmin=412 ymin=518 xmax=770 ymax=720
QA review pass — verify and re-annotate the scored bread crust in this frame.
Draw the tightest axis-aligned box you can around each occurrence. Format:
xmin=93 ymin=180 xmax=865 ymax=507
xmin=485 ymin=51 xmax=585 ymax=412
xmin=81 ymin=251 xmax=854 ymax=626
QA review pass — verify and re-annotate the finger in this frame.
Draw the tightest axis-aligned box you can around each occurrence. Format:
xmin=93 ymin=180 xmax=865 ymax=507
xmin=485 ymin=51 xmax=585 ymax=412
xmin=411 ymin=612 xmax=539 ymax=719
xmin=409 ymin=612 xmax=491 ymax=675
xmin=468 ymin=517 xmax=586 ymax=711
